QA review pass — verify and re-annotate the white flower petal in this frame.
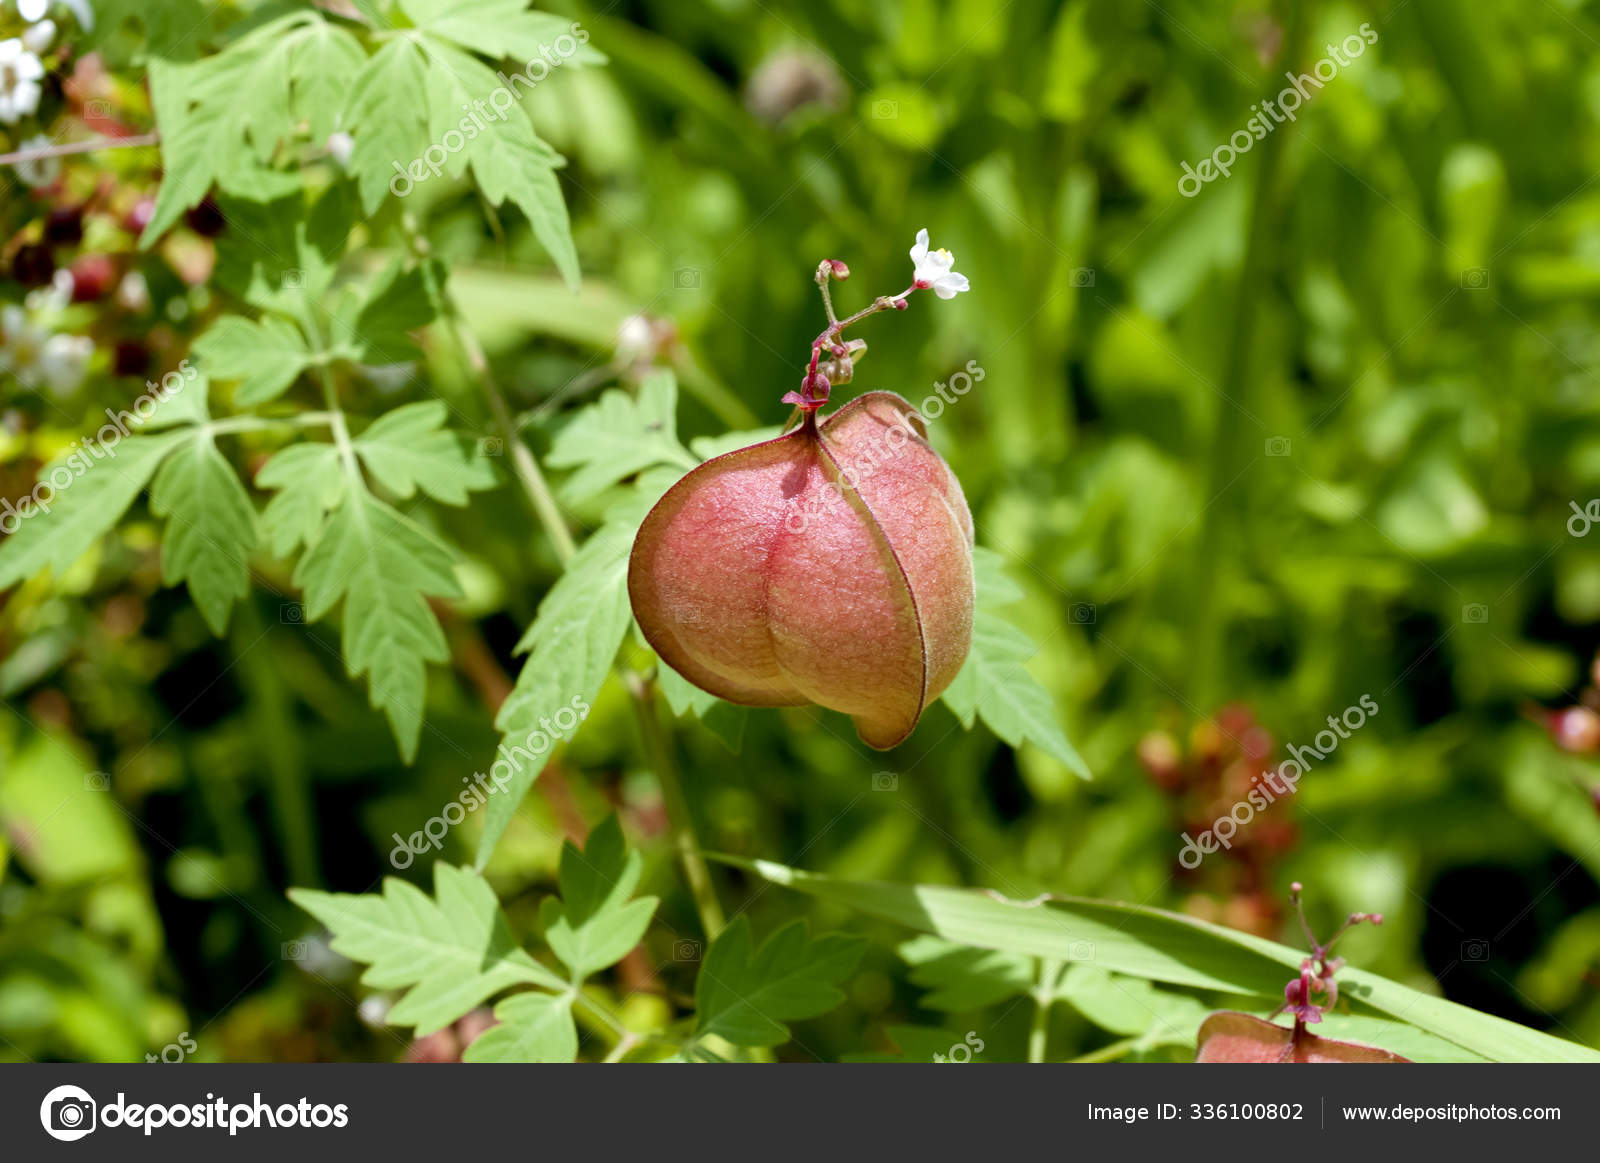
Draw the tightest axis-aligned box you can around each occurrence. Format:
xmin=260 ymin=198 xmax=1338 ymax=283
xmin=61 ymin=0 xmax=91 ymax=30
xmin=21 ymin=18 xmax=54 ymax=54
xmin=18 ymin=0 xmax=50 ymax=23
xmin=14 ymin=131 xmax=57 ymax=186
xmin=909 ymin=227 xmax=929 ymax=265
xmin=931 ymin=272 xmax=970 ymax=300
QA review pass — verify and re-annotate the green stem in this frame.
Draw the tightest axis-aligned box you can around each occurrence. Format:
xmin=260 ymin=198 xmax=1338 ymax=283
xmin=572 ymin=992 xmax=686 ymax=1059
xmin=451 ymin=311 xmax=577 ymax=564
xmin=206 ymin=411 xmax=336 ymax=436
xmin=1187 ymin=0 xmax=1303 ymax=709
xmin=398 ymin=211 xmax=577 ymax=564
xmin=625 ymin=670 xmax=726 ymax=941
xmin=1028 ymin=958 xmax=1063 ymax=1064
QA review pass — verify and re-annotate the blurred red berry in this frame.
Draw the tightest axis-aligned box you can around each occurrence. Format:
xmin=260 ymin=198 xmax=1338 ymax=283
xmin=185 ymin=197 xmax=226 ymax=237
xmin=44 ymin=206 xmax=85 ymax=246
xmin=1240 ymin=725 xmax=1274 ymax=762
xmin=69 ymin=254 xmax=117 ymax=301
xmin=125 ymin=197 xmax=156 ymax=235
xmin=1217 ymin=703 xmax=1255 ymax=736
xmin=112 ymin=339 xmax=151 ymax=378
xmin=11 ymin=244 xmax=55 ymax=287
xmin=1136 ymin=730 xmax=1183 ymax=790
xmin=1553 ymin=706 xmax=1600 ymax=753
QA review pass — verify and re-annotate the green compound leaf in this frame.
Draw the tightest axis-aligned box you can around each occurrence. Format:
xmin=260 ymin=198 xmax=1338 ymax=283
xmin=462 ymin=991 xmax=578 ymax=1063
xmin=539 ymin=815 xmax=658 ymax=981
xmin=941 ymin=546 xmax=1091 ymax=779
xmin=399 ymin=0 xmax=605 ymax=64
xmin=192 ymin=315 xmax=312 ymax=406
xmin=354 ymin=401 xmax=497 ymax=506
xmin=257 ymin=443 xmax=346 ymax=560
xmin=290 ymin=864 xmax=564 ymax=1036
xmin=343 ymin=38 xmax=432 ymax=214
xmin=547 ymin=371 xmax=695 ymax=504
xmin=149 ymin=434 xmax=259 ymax=635
xmin=289 ymin=21 xmax=367 ymax=142
xmin=413 ymin=37 xmax=580 ymax=287
xmin=349 ymin=260 xmax=442 ymax=365
xmin=694 ymin=917 xmax=865 ymax=1048
xmin=898 ymin=935 xmax=1033 ymax=1011
xmin=0 ymin=433 xmax=187 ymax=590
xmin=293 ymin=483 xmax=463 ymax=762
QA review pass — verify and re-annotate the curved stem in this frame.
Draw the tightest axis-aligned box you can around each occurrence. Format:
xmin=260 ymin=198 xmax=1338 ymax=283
xmin=625 ymin=670 xmax=726 ymax=940
xmin=449 ymin=311 xmax=578 ymax=563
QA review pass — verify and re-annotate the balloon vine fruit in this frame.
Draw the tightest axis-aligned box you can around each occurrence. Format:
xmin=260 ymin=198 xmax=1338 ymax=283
xmin=628 ymin=232 xmax=976 ymax=748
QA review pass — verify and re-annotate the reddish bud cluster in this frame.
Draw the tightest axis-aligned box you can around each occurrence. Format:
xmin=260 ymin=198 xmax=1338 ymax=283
xmin=1137 ymin=703 xmax=1298 ymax=935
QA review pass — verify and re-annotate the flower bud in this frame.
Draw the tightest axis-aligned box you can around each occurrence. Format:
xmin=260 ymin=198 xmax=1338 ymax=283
xmin=629 ymin=391 xmax=975 ymax=749
xmin=1553 ymin=706 xmax=1600 ymax=753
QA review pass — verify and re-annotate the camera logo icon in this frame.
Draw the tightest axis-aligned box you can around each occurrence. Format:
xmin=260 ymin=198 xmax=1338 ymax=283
xmin=871 ymin=771 xmax=899 ymax=791
xmin=1069 ymin=603 xmax=1096 ymax=624
xmin=280 ymin=602 xmax=305 ymax=625
xmin=1070 ymin=267 xmax=1095 ymax=287
xmin=1461 ymin=604 xmax=1489 ymax=624
xmin=673 ymin=267 xmax=701 ymax=290
xmin=40 ymin=1084 xmax=97 ymax=1141
xmin=1265 ymin=436 xmax=1291 ymax=456
xmin=1460 ymin=939 xmax=1491 ymax=962
xmin=282 ymin=940 xmax=310 ymax=961
xmin=673 ymin=939 xmax=702 ymax=961
xmin=1461 ymin=268 xmax=1489 ymax=290
xmin=282 ymin=268 xmax=307 ymax=290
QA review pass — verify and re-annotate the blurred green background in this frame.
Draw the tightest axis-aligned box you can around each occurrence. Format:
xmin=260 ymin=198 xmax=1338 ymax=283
xmin=6 ymin=0 xmax=1600 ymax=1062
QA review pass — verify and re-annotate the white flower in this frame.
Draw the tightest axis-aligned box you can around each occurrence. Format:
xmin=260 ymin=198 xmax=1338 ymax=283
xmin=60 ymin=0 xmax=89 ymax=30
xmin=0 ymin=304 xmax=48 ymax=383
xmin=13 ymin=132 xmax=58 ymax=186
xmin=0 ymin=38 xmax=45 ymax=125
xmin=21 ymin=17 xmax=54 ymax=55
xmin=0 ymin=306 xmax=91 ymax=395
xmin=325 ymin=130 xmax=353 ymax=168
xmin=908 ymin=227 xmax=970 ymax=299
xmin=17 ymin=0 xmax=49 ymax=23
xmin=116 ymin=270 xmax=150 ymax=313
xmin=614 ymin=313 xmax=655 ymax=363
xmin=38 ymin=332 xmax=92 ymax=396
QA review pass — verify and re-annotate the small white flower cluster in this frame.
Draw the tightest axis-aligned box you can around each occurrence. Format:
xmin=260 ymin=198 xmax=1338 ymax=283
xmin=3 ymin=1 xmax=57 ymax=186
xmin=3 ymin=0 xmax=94 ymax=185
xmin=1 ymin=303 xmax=92 ymax=396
